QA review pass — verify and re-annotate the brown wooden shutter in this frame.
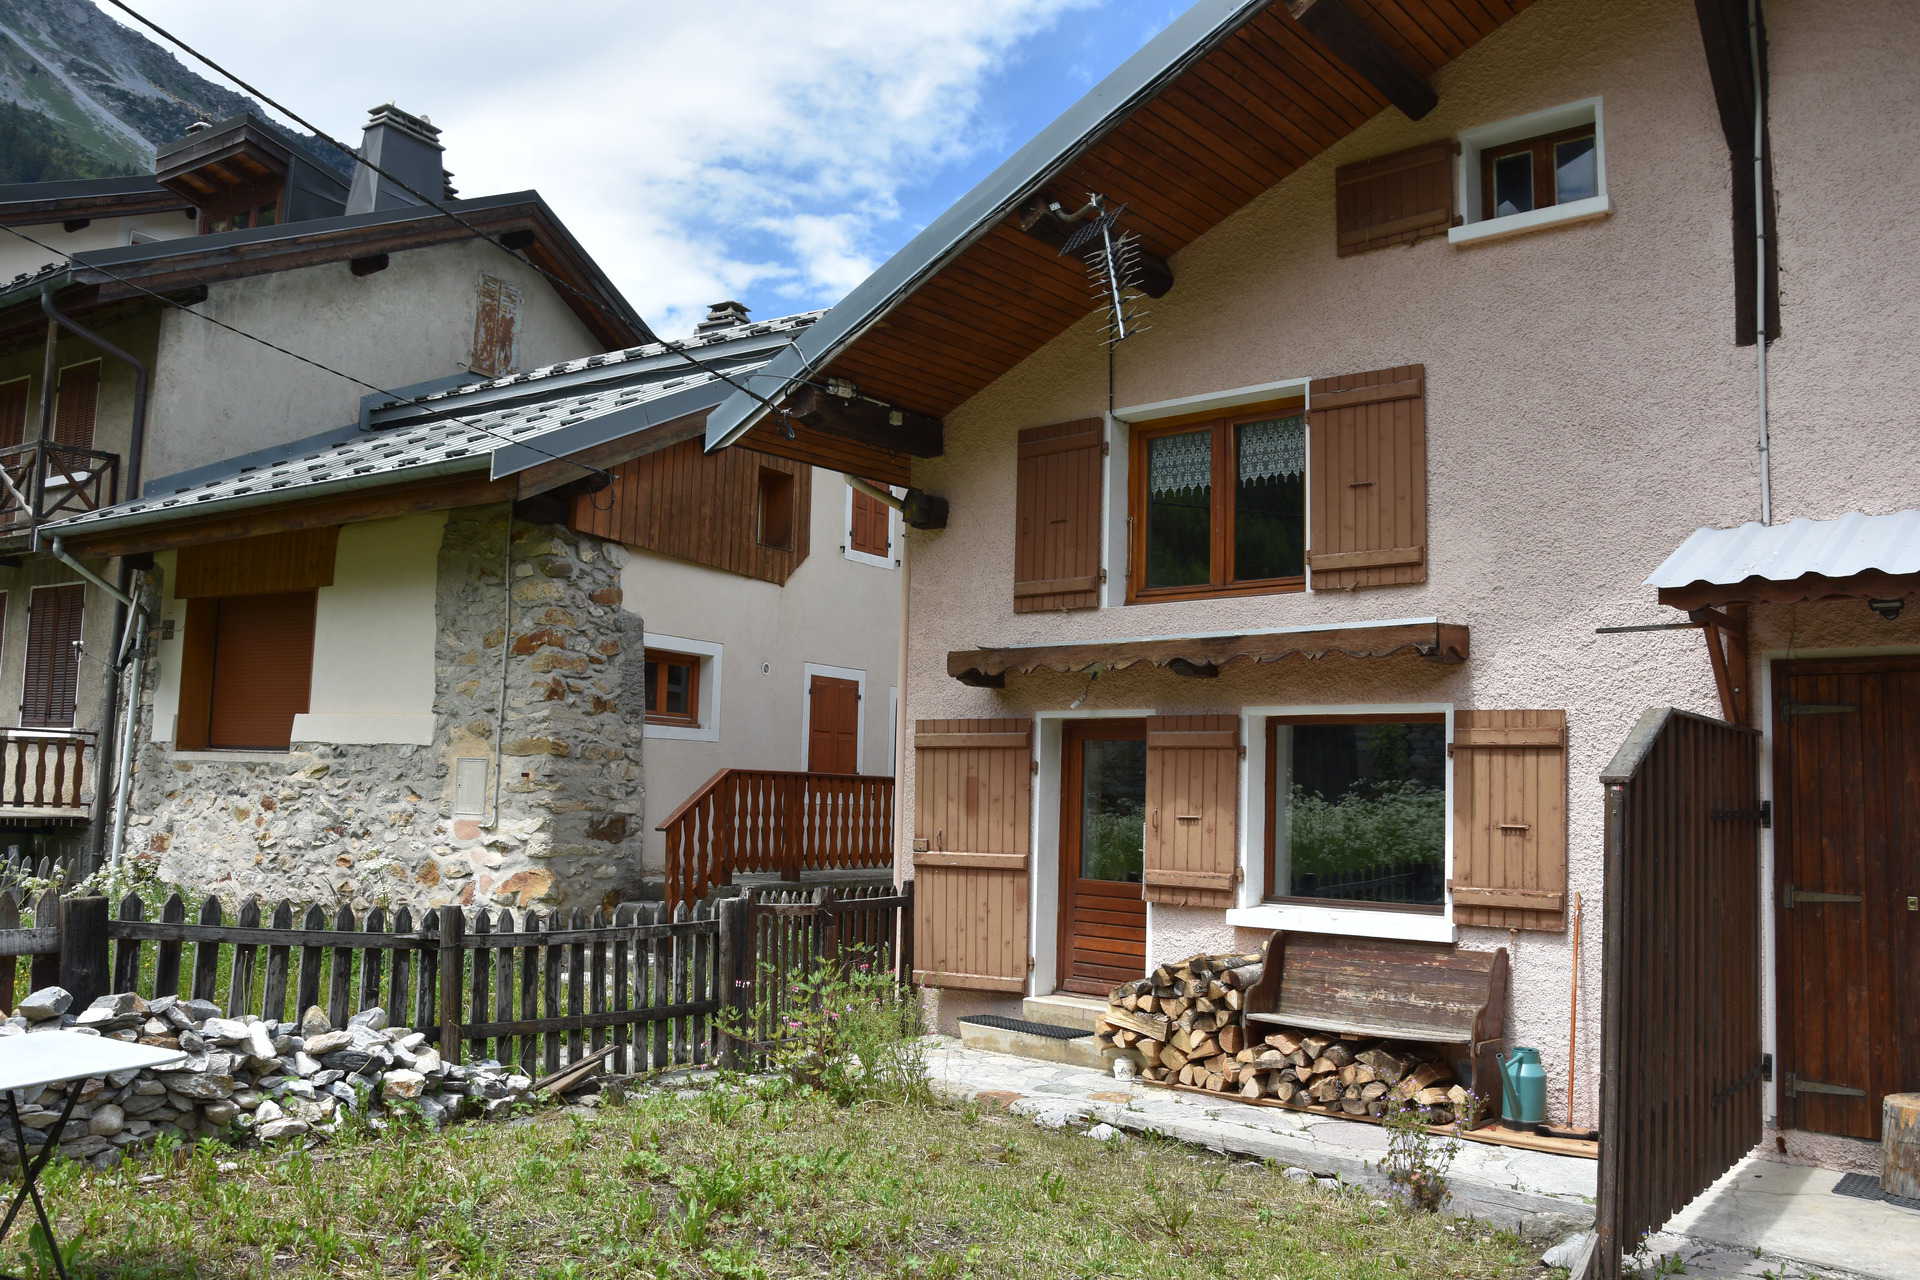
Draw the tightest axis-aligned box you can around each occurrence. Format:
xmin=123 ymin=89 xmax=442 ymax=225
xmin=806 ymin=675 xmax=860 ymax=774
xmin=21 ymin=583 xmax=84 ymax=728
xmin=1334 ymin=140 xmax=1457 ymax=257
xmin=1143 ymin=715 xmax=1240 ymax=908
xmin=850 ymin=486 xmax=890 ymax=557
xmin=53 ymin=362 xmax=98 ymax=450
xmin=1450 ymin=710 xmax=1568 ymax=931
xmin=0 ymin=380 xmax=27 ymax=449
xmin=1307 ymin=364 xmax=1427 ymax=589
xmin=204 ymin=591 xmax=317 ymax=750
xmin=1013 ymin=419 xmax=1103 ymax=612
xmin=910 ymin=718 xmax=1032 ymax=991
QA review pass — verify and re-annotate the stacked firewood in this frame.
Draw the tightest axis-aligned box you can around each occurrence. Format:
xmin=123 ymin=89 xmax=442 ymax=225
xmin=1093 ymin=952 xmax=1474 ymax=1126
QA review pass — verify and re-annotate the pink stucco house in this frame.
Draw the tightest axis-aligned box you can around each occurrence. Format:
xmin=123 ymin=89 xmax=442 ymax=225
xmin=702 ymin=0 xmax=1920 ymax=1249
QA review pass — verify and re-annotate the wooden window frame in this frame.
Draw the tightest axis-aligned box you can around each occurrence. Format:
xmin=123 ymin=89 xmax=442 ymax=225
xmin=1477 ymin=124 xmax=1598 ymax=220
xmin=1262 ymin=712 xmax=1447 ymax=914
xmin=1126 ymin=403 xmax=1306 ymax=605
xmin=756 ymin=467 xmax=796 ymax=551
xmin=643 ymin=647 xmax=703 ymax=728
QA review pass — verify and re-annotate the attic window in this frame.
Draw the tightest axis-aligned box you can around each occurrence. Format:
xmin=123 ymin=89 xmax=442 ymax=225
xmin=1451 ymin=98 xmax=1610 ymax=247
xmin=757 ymin=468 xmax=795 ymax=550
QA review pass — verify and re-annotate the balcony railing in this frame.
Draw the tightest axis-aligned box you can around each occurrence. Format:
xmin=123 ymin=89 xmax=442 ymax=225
xmin=0 ymin=441 xmax=121 ymax=531
xmin=0 ymin=729 xmax=94 ymax=815
xmin=659 ymin=769 xmax=895 ymax=908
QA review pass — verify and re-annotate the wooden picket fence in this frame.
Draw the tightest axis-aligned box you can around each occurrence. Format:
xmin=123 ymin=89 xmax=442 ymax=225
xmin=0 ymin=881 xmax=913 ymax=1078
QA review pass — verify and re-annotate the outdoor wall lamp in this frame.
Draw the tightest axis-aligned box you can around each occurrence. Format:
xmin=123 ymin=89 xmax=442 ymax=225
xmin=1868 ymin=597 xmax=1905 ymax=621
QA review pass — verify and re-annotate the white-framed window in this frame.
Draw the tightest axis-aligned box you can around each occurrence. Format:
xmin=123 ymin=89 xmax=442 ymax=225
xmin=1450 ymin=97 xmax=1609 ymax=247
xmin=641 ymin=632 xmax=721 ymax=742
xmin=842 ymin=479 xmax=900 ymax=569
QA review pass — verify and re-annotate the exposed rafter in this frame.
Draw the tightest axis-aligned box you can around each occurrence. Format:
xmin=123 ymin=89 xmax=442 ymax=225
xmin=1287 ymin=0 xmax=1437 ymax=120
xmin=783 ymin=385 xmax=943 ymax=459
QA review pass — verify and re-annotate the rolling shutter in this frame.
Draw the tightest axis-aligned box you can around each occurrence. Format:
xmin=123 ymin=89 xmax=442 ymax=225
xmin=1450 ymin=710 xmax=1568 ymax=931
xmin=1143 ymin=715 xmax=1240 ymax=908
xmin=1307 ymin=364 xmax=1428 ymax=589
xmin=911 ymin=718 xmax=1032 ymax=991
xmin=53 ymin=362 xmax=98 ymax=450
xmin=1013 ymin=419 xmax=1103 ymax=613
xmin=1333 ymin=140 xmax=1457 ymax=258
xmin=21 ymin=584 xmax=84 ymax=728
xmin=204 ymin=592 xmax=317 ymax=751
xmin=175 ymin=527 xmax=338 ymax=598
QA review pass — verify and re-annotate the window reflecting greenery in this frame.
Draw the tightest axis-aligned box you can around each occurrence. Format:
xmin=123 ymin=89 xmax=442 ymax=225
xmin=1079 ymin=737 xmax=1146 ymax=882
xmin=1144 ymin=429 xmax=1212 ymax=588
xmin=1275 ymin=720 xmax=1445 ymax=906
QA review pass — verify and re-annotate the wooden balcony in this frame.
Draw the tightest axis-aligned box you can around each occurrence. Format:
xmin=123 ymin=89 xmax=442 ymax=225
xmin=0 ymin=442 xmax=122 ymax=532
xmin=0 ymin=730 xmax=94 ymax=821
xmin=659 ymin=769 xmax=895 ymax=908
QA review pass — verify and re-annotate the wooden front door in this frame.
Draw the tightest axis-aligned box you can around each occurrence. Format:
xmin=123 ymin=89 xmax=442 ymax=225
xmin=807 ymin=675 xmax=860 ymax=774
xmin=1058 ymin=720 xmax=1148 ymax=996
xmin=1775 ymin=656 xmax=1920 ymax=1140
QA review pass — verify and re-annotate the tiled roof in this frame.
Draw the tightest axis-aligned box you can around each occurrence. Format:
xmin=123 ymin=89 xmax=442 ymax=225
xmin=41 ymin=311 xmax=823 ymax=537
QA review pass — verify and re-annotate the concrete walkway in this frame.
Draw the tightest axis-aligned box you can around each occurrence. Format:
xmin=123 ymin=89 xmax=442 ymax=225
xmin=924 ymin=1038 xmax=1914 ymax=1279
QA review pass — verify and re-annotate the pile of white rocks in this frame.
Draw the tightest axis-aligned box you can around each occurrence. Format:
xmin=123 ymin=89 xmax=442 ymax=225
xmin=4 ymin=987 xmax=536 ymax=1168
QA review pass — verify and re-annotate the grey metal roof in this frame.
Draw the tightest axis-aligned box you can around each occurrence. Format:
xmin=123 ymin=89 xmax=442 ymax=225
xmin=702 ymin=0 xmax=1267 ymax=451
xmin=1646 ymin=510 xmax=1920 ymax=588
xmin=38 ymin=312 xmax=821 ymax=542
xmin=0 ymin=175 xmax=177 ymax=206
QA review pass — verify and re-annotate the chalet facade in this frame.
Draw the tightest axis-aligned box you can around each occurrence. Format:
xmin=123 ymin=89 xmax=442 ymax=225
xmin=699 ymin=0 xmax=1920 ymax=1200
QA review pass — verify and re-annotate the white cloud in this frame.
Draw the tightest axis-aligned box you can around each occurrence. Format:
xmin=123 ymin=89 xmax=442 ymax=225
xmin=100 ymin=0 xmax=1099 ymax=337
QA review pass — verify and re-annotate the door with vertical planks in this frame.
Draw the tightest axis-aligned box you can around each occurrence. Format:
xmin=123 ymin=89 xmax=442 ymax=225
xmin=1058 ymin=720 xmax=1147 ymax=995
xmin=1774 ymin=657 xmax=1920 ymax=1140
xmin=807 ymin=675 xmax=860 ymax=775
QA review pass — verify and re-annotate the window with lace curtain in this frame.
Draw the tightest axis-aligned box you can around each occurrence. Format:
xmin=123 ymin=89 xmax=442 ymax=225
xmin=1128 ymin=407 xmax=1306 ymax=602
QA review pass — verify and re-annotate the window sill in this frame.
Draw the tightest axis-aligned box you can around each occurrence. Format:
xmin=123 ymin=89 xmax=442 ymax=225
xmin=842 ymin=546 xmax=897 ymax=570
xmin=1127 ymin=577 xmax=1305 ymax=607
xmin=1447 ymin=193 xmax=1611 ymax=247
xmin=167 ymin=748 xmax=293 ymax=765
xmin=644 ymin=720 xmax=718 ymax=743
xmin=1225 ymin=901 xmax=1455 ymax=943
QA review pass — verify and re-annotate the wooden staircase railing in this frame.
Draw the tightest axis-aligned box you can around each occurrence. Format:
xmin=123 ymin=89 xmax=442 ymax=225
xmin=659 ymin=769 xmax=895 ymax=908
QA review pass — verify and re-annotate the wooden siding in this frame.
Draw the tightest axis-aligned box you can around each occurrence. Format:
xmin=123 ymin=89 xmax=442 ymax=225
xmin=1450 ymin=709 xmax=1568 ymax=931
xmin=740 ymin=418 xmax=911 ymax=489
xmin=1013 ymin=419 xmax=1103 ymax=613
xmin=813 ymin=2 xmax=1534 ymax=421
xmin=571 ymin=437 xmax=811 ymax=586
xmin=911 ymin=718 xmax=1032 ymax=992
xmin=1306 ymin=364 xmax=1427 ymax=589
xmin=1143 ymin=715 xmax=1239 ymax=908
xmin=1334 ymin=139 xmax=1457 ymax=256
xmin=174 ymin=527 xmax=339 ymax=599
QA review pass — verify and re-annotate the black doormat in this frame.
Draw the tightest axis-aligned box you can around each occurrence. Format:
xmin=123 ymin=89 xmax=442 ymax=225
xmin=1833 ymin=1172 xmax=1920 ymax=1212
xmin=958 ymin=1014 xmax=1091 ymax=1042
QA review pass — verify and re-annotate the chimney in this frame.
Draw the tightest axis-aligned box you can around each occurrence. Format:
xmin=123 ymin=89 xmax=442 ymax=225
xmin=695 ymin=300 xmax=751 ymax=334
xmin=346 ymin=104 xmax=446 ymax=215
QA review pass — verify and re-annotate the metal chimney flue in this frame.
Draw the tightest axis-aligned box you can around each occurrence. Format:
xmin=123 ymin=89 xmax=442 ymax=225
xmin=346 ymin=104 xmax=447 ymax=215
xmin=695 ymin=300 xmax=751 ymax=334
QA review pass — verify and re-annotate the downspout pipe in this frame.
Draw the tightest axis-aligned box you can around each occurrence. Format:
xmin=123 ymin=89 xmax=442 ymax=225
xmin=1748 ymin=0 xmax=1772 ymax=525
xmin=49 ymin=537 xmax=144 ymax=873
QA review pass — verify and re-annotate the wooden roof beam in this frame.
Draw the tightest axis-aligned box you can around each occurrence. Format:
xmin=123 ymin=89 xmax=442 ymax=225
xmin=1015 ymin=198 xmax=1176 ymax=298
xmin=785 ymin=384 xmax=943 ymax=459
xmin=1288 ymin=0 xmax=1437 ymax=120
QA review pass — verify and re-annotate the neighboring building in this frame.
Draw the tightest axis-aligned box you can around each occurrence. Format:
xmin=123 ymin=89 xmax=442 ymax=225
xmin=0 ymin=105 xmax=645 ymax=861
xmin=40 ymin=304 xmax=901 ymax=911
xmin=700 ymin=0 xmax=1920 ymax=1186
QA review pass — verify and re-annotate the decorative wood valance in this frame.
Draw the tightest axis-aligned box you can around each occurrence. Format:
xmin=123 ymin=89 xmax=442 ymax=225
xmin=175 ymin=526 xmax=339 ymax=598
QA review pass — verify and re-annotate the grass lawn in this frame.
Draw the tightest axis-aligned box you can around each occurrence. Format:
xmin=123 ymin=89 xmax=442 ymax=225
xmin=26 ymin=1085 xmax=1543 ymax=1279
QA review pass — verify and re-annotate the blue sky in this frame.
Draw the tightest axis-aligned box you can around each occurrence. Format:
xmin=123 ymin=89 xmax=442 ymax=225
xmin=102 ymin=1 xmax=1188 ymax=338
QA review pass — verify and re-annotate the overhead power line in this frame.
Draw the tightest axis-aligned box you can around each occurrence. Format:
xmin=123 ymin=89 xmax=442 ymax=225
xmin=99 ymin=0 xmax=802 ymax=433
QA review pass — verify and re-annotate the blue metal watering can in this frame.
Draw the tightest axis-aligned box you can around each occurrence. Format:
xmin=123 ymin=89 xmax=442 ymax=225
xmin=1498 ymin=1046 xmax=1547 ymax=1127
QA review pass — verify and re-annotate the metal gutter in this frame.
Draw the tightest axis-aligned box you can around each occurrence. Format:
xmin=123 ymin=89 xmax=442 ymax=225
xmin=702 ymin=0 xmax=1268 ymax=451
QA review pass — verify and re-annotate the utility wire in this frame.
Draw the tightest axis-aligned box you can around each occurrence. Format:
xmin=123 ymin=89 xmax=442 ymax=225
xmin=2 ymin=222 xmax=616 ymax=493
xmin=100 ymin=0 xmax=803 ymax=434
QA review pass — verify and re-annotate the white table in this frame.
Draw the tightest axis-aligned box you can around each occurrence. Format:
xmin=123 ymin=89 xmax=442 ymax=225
xmin=0 ymin=1029 xmax=186 ymax=1279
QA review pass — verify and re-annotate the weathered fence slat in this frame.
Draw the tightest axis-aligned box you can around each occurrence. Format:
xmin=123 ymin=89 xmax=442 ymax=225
xmin=329 ymin=905 xmax=355 ymax=1028
xmin=262 ymin=901 xmax=293 ymax=1023
xmin=112 ymin=893 xmax=144 ymax=994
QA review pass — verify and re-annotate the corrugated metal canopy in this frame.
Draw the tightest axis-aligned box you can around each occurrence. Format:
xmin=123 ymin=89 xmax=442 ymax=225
xmin=1648 ymin=511 xmax=1920 ymax=588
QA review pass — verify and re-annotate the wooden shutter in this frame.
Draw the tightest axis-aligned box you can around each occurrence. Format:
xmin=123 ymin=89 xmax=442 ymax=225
xmin=1450 ymin=710 xmax=1568 ymax=931
xmin=204 ymin=591 xmax=317 ymax=750
xmin=911 ymin=718 xmax=1032 ymax=991
xmin=1307 ymin=365 xmax=1427 ymax=589
xmin=1013 ymin=419 xmax=1103 ymax=612
xmin=0 ymin=380 xmax=27 ymax=449
xmin=806 ymin=675 xmax=860 ymax=774
xmin=1334 ymin=140 xmax=1457 ymax=257
xmin=1143 ymin=715 xmax=1240 ymax=908
xmin=850 ymin=486 xmax=890 ymax=557
xmin=21 ymin=584 xmax=84 ymax=728
xmin=53 ymin=362 xmax=98 ymax=450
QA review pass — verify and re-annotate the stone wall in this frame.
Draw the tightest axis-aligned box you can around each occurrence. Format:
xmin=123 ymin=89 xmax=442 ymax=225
xmin=129 ymin=502 xmax=647 ymax=911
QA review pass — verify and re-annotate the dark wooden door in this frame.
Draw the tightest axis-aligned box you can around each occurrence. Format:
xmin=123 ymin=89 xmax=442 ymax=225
xmin=807 ymin=675 xmax=860 ymax=775
xmin=1775 ymin=657 xmax=1920 ymax=1140
xmin=1058 ymin=720 xmax=1147 ymax=996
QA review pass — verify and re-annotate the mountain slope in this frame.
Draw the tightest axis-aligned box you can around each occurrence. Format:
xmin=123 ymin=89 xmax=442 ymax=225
xmin=0 ymin=0 xmax=350 ymax=184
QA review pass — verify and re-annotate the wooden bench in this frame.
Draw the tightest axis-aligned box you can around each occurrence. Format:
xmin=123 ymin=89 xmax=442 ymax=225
xmin=1243 ymin=930 xmax=1509 ymax=1099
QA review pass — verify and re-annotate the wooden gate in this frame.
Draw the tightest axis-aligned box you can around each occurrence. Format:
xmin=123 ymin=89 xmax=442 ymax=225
xmin=1586 ymin=708 xmax=1764 ymax=1279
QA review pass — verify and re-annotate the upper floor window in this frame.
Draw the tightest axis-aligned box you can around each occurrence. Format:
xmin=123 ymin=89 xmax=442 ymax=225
xmin=54 ymin=361 xmax=99 ymax=451
xmin=1480 ymin=125 xmax=1598 ymax=219
xmin=757 ymin=467 xmax=795 ymax=551
xmin=1451 ymin=98 xmax=1609 ymax=246
xmin=21 ymin=583 xmax=83 ymax=729
xmin=1129 ymin=410 xmax=1305 ymax=603
xmin=849 ymin=486 xmax=890 ymax=559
